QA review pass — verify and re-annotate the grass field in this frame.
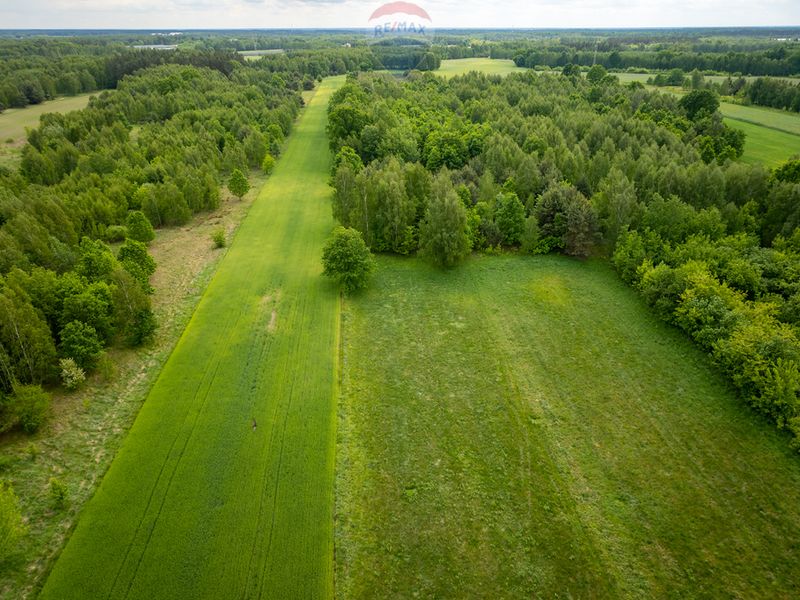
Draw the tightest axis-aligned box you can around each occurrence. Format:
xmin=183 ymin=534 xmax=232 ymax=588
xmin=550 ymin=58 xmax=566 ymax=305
xmin=611 ymin=70 xmax=800 ymax=89
xmin=725 ymin=117 xmax=800 ymax=167
xmin=40 ymin=77 xmax=344 ymax=599
xmin=720 ymin=102 xmax=800 ymax=136
xmin=336 ymin=254 xmax=800 ymax=598
xmin=0 ymin=94 xmax=94 ymax=168
xmin=437 ymin=58 xmax=527 ymax=79
xmin=0 ymin=94 xmax=94 ymax=142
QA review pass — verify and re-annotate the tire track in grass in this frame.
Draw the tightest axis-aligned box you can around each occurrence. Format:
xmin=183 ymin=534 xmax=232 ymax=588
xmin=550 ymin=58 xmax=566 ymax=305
xmin=244 ymin=292 xmax=303 ymax=598
xmin=41 ymin=77 xmax=344 ymax=600
xmin=106 ymin=332 xmax=230 ymax=598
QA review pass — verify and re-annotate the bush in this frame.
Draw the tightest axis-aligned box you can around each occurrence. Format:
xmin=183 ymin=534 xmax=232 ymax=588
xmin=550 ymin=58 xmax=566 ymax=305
xmin=26 ymin=443 xmax=39 ymax=461
xmin=262 ymin=153 xmax=275 ymax=175
xmin=49 ymin=477 xmax=68 ymax=509
xmin=212 ymin=228 xmax=226 ymax=249
xmin=322 ymin=226 xmax=376 ymax=293
xmin=12 ymin=384 xmax=51 ymax=434
xmin=0 ymin=483 xmax=27 ymax=560
xmin=494 ymin=192 xmax=526 ymax=246
xmin=105 ymin=225 xmax=128 ymax=242
xmin=521 ymin=216 xmax=543 ymax=254
xmin=228 ymin=169 xmax=250 ymax=200
xmin=126 ymin=210 xmax=155 ymax=244
xmin=60 ymin=358 xmax=86 ymax=391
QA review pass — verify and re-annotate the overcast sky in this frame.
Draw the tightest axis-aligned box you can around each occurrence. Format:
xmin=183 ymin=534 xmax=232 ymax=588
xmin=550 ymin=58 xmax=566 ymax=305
xmin=1 ymin=0 xmax=798 ymax=30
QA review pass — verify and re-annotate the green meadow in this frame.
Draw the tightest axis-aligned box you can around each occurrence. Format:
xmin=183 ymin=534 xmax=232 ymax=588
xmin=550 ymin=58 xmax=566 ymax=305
xmin=336 ymin=254 xmax=800 ymax=598
xmin=40 ymin=78 xmax=344 ymax=599
xmin=725 ymin=117 xmax=800 ymax=167
xmin=437 ymin=58 xmax=527 ymax=78
xmin=0 ymin=94 xmax=94 ymax=143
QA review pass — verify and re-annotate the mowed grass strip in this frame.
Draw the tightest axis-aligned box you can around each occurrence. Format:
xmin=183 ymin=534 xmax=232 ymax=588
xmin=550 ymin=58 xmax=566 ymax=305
xmin=336 ymin=254 xmax=800 ymax=598
xmin=437 ymin=58 xmax=527 ymax=79
xmin=41 ymin=77 xmax=344 ymax=599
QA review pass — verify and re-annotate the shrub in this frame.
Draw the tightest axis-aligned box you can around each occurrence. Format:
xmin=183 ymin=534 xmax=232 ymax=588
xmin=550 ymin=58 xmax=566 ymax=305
xmin=49 ymin=477 xmax=68 ymax=509
xmin=494 ymin=192 xmax=526 ymax=246
xmin=126 ymin=210 xmax=155 ymax=244
xmin=26 ymin=443 xmax=39 ymax=461
xmin=228 ymin=169 xmax=250 ymax=200
xmin=105 ymin=225 xmax=128 ymax=242
xmin=212 ymin=228 xmax=226 ymax=249
xmin=12 ymin=384 xmax=51 ymax=434
xmin=0 ymin=483 xmax=27 ymax=560
xmin=59 ymin=358 xmax=86 ymax=391
xmin=118 ymin=239 xmax=156 ymax=292
xmin=521 ymin=216 xmax=544 ymax=254
xmin=262 ymin=153 xmax=275 ymax=175
xmin=96 ymin=351 xmax=117 ymax=382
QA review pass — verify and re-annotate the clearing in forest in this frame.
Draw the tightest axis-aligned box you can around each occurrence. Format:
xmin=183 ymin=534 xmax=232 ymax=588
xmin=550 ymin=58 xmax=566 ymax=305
xmin=437 ymin=58 xmax=527 ymax=78
xmin=40 ymin=77 xmax=344 ymax=599
xmin=0 ymin=94 xmax=94 ymax=143
xmin=336 ymin=254 xmax=800 ymax=598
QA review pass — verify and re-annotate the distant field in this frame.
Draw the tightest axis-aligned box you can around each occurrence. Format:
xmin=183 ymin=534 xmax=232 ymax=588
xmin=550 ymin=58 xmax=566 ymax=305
xmin=0 ymin=93 xmax=94 ymax=143
xmin=726 ymin=117 xmax=800 ymax=166
xmin=41 ymin=78 xmax=344 ymax=599
xmin=0 ymin=93 xmax=94 ymax=168
xmin=720 ymin=102 xmax=800 ymax=136
xmin=611 ymin=70 xmax=800 ymax=87
xmin=239 ymin=49 xmax=285 ymax=61
xmin=437 ymin=58 xmax=527 ymax=78
xmin=337 ymin=254 xmax=800 ymax=598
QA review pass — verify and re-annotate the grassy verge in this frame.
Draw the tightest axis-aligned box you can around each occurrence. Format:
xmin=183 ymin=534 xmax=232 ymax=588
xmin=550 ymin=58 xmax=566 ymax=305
xmin=39 ymin=77 xmax=344 ymax=599
xmin=0 ymin=172 xmax=263 ymax=599
xmin=336 ymin=254 xmax=800 ymax=598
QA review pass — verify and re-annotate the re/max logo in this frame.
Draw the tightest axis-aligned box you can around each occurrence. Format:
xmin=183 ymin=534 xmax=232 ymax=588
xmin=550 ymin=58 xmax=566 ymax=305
xmin=373 ymin=21 xmax=428 ymax=36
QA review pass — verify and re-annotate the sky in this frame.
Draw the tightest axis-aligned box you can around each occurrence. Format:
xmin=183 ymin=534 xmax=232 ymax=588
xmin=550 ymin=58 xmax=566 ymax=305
xmin=0 ymin=0 xmax=798 ymax=30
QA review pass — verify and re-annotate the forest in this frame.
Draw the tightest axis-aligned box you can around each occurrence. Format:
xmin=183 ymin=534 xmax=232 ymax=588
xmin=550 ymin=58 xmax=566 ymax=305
xmin=327 ymin=67 xmax=800 ymax=446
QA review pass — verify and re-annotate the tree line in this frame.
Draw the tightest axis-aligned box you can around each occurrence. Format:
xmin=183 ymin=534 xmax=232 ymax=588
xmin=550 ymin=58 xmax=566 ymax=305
xmin=511 ymin=41 xmax=800 ymax=78
xmin=327 ymin=69 xmax=800 ymax=448
xmin=0 ymin=48 xmax=358 ymax=434
xmin=0 ymin=35 xmax=441 ymax=112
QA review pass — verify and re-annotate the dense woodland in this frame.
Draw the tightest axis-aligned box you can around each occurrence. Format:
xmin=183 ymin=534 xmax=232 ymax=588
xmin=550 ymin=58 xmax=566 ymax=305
xmin=327 ymin=69 xmax=800 ymax=447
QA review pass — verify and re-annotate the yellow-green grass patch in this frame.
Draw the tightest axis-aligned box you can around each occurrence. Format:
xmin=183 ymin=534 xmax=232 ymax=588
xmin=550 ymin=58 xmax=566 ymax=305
xmin=437 ymin=58 xmax=527 ymax=79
